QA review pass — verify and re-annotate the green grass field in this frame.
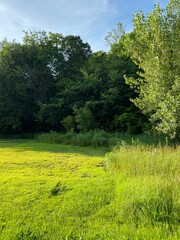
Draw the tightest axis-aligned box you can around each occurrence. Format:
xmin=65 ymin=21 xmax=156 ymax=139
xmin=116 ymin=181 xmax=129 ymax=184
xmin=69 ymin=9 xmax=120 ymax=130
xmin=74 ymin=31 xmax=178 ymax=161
xmin=0 ymin=139 xmax=179 ymax=239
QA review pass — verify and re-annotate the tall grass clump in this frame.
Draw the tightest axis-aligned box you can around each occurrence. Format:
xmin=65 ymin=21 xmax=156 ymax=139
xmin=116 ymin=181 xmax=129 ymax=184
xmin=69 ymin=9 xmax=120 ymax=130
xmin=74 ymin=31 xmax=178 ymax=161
xmin=106 ymin=144 xmax=180 ymax=238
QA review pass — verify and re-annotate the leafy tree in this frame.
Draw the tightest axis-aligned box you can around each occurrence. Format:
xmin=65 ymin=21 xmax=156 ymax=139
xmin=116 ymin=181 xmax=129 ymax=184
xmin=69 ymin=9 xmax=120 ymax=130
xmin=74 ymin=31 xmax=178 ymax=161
xmin=36 ymin=34 xmax=92 ymax=130
xmin=0 ymin=32 xmax=57 ymax=133
xmin=84 ymin=51 xmax=147 ymax=133
xmin=0 ymin=40 xmax=32 ymax=132
xmin=0 ymin=31 xmax=91 ymax=133
xmin=73 ymin=105 xmax=96 ymax=132
xmin=105 ymin=22 xmax=125 ymax=47
xmin=61 ymin=115 xmax=75 ymax=132
xmin=123 ymin=0 xmax=180 ymax=139
xmin=58 ymin=50 xmax=146 ymax=133
xmin=0 ymin=28 xmax=149 ymax=135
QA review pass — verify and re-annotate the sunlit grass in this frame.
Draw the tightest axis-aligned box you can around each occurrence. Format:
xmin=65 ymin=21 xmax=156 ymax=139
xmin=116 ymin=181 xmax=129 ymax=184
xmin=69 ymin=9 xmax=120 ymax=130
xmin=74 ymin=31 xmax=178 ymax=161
xmin=106 ymin=144 xmax=180 ymax=239
xmin=0 ymin=140 xmax=113 ymax=239
xmin=0 ymin=139 xmax=179 ymax=239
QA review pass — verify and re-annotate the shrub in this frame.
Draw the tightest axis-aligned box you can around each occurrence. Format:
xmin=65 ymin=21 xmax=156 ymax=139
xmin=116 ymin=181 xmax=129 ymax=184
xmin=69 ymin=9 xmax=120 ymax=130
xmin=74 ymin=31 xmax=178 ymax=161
xmin=61 ymin=115 xmax=75 ymax=132
xmin=73 ymin=106 xmax=96 ymax=132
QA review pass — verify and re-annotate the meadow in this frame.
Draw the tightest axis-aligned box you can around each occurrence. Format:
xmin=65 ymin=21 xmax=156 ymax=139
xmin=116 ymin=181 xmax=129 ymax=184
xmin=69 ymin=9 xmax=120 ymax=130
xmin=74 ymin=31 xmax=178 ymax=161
xmin=0 ymin=136 xmax=179 ymax=239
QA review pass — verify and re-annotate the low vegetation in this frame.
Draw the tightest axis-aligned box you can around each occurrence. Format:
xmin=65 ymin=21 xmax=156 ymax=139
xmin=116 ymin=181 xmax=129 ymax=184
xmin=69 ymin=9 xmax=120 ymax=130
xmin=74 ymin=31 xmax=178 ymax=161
xmin=0 ymin=138 xmax=179 ymax=239
xmin=37 ymin=130 xmax=167 ymax=149
xmin=106 ymin=144 xmax=180 ymax=239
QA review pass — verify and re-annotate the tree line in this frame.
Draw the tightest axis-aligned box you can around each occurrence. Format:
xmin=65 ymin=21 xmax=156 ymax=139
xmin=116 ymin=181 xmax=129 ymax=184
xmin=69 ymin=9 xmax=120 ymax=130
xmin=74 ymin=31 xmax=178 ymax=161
xmin=0 ymin=0 xmax=179 ymax=139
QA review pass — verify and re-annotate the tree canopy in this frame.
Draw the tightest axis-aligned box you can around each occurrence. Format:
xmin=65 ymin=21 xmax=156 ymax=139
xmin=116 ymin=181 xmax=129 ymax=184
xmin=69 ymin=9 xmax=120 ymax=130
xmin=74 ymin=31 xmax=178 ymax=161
xmin=0 ymin=31 xmax=143 ymax=134
xmin=0 ymin=0 xmax=179 ymax=139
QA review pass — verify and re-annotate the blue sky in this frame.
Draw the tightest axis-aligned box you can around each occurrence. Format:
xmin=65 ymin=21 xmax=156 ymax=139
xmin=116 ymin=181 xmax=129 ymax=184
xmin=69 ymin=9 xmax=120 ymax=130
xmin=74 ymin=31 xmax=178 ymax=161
xmin=0 ymin=0 xmax=169 ymax=51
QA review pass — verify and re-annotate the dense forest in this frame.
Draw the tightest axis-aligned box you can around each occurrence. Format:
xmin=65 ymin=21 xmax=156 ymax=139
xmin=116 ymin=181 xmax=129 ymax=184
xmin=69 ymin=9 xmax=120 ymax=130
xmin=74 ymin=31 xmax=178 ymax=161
xmin=0 ymin=0 xmax=179 ymax=140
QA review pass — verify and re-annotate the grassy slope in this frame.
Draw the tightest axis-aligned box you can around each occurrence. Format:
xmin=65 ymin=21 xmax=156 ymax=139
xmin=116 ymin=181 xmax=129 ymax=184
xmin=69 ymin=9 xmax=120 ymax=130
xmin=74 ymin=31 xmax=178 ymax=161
xmin=0 ymin=139 xmax=179 ymax=239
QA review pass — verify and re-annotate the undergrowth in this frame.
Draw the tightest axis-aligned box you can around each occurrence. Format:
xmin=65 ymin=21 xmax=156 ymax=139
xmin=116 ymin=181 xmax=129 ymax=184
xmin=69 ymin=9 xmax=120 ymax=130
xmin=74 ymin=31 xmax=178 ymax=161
xmin=37 ymin=130 xmax=167 ymax=149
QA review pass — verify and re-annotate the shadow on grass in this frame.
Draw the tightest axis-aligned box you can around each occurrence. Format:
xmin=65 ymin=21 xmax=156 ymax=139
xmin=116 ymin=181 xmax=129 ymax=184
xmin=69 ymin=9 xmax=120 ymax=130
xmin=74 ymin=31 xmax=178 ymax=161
xmin=0 ymin=139 xmax=106 ymax=157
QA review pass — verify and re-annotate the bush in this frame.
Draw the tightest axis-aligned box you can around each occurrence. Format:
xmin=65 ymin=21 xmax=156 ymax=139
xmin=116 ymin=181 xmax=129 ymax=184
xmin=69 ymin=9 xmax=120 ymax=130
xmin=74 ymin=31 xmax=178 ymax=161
xmin=73 ymin=106 xmax=96 ymax=132
xmin=113 ymin=112 xmax=147 ymax=134
xmin=61 ymin=115 xmax=75 ymax=132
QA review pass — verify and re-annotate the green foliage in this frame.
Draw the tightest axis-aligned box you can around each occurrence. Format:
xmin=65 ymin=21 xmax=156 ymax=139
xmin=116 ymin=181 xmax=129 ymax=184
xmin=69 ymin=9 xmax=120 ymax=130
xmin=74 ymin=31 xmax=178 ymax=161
xmin=71 ymin=51 xmax=143 ymax=132
xmin=0 ymin=31 xmax=91 ymax=133
xmin=0 ymin=30 xmax=145 ymax=134
xmin=73 ymin=105 xmax=96 ymax=132
xmin=105 ymin=22 xmax=125 ymax=47
xmin=38 ymin=131 xmax=167 ymax=149
xmin=113 ymin=111 xmax=148 ymax=134
xmin=61 ymin=115 xmax=75 ymax=132
xmin=123 ymin=0 xmax=180 ymax=139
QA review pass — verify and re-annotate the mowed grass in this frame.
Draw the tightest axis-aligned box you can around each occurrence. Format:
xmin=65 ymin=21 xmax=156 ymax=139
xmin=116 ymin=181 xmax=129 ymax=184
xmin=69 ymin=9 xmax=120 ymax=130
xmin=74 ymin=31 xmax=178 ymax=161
xmin=0 ymin=140 xmax=115 ymax=240
xmin=0 ymin=139 xmax=179 ymax=239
